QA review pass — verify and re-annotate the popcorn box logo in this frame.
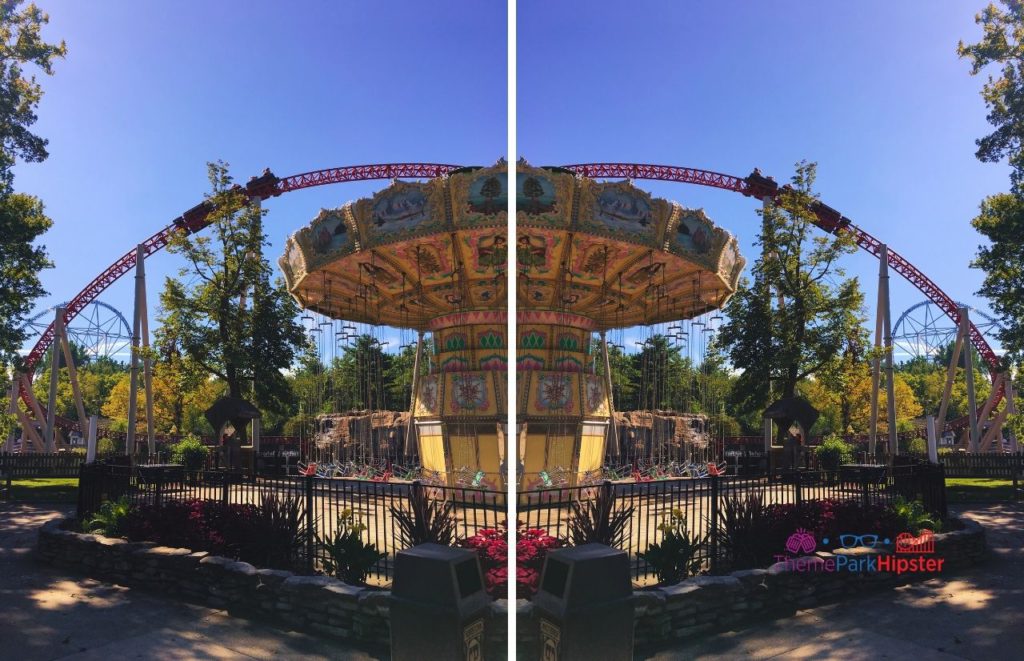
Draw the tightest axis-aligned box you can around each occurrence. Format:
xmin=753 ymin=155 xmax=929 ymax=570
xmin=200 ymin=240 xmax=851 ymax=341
xmin=895 ymin=529 xmax=935 ymax=554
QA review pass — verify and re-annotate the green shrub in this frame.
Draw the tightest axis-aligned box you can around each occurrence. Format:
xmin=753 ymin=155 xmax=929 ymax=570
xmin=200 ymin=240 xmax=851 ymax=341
xmin=890 ymin=496 xmax=941 ymax=534
xmin=318 ymin=510 xmax=385 ymax=585
xmin=391 ymin=482 xmax=457 ymax=546
xmin=937 ymin=447 xmax=953 ymax=458
xmin=244 ymin=495 xmax=307 ymax=570
xmin=83 ymin=497 xmax=133 ymax=537
xmin=565 ymin=482 xmax=634 ymax=547
xmin=170 ymin=435 xmax=209 ymax=471
xmin=639 ymin=509 xmax=705 ymax=584
xmin=97 ymin=437 xmax=118 ymax=456
xmin=904 ymin=437 xmax=928 ymax=457
xmin=815 ymin=435 xmax=854 ymax=471
xmin=716 ymin=494 xmax=778 ymax=570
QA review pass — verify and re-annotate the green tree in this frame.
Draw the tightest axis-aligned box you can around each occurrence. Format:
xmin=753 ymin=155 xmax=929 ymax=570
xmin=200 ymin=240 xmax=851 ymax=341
xmin=330 ymin=335 xmax=393 ymax=411
xmin=968 ymin=193 xmax=1024 ymax=364
xmin=522 ymin=176 xmax=544 ymax=213
xmin=157 ymin=162 xmax=305 ymax=439
xmin=960 ymin=3 xmax=1024 ymax=367
xmin=959 ymin=2 xmax=1024 ymax=192
xmin=0 ymin=2 xmax=65 ymax=369
xmin=384 ymin=342 xmax=424 ymax=410
xmin=478 ymin=176 xmax=501 ymax=213
xmin=717 ymin=162 xmax=866 ymax=437
xmin=593 ymin=340 xmax=639 ymax=410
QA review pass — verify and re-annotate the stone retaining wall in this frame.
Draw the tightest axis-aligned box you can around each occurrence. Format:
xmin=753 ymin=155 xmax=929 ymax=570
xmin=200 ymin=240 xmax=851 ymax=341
xmin=35 ymin=518 xmax=508 ymax=655
xmin=634 ymin=518 xmax=986 ymax=645
xmin=518 ymin=518 xmax=987 ymax=651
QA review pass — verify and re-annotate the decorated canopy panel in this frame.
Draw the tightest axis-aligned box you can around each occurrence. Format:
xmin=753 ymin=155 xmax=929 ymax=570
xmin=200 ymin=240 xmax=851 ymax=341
xmin=516 ymin=161 xmax=745 ymax=330
xmin=280 ymin=162 xmax=507 ymax=330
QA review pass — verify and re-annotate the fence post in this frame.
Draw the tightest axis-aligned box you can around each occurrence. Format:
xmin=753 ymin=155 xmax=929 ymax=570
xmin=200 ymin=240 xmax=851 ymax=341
xmin=154 ymin=473 xmax=163 ymax=508
xmin=860 ymin=472 xmax=870 ymax=510
xmin=795 ymin=475 xmax=803 ymax=506
xmin=709 ymin=475 xmax=720 ymax=575
xmin=2 ymin=455 xmax=9 ymax=501
xmin=936 ymin=463 xmax=948 ymax=520
xmin=1014 ymin=455 xmax=1020 ymax=502
xmin=220 ymin=474 xmax=229 ymax=506
xmin=304 ymin=475 xmax=315 ymax=574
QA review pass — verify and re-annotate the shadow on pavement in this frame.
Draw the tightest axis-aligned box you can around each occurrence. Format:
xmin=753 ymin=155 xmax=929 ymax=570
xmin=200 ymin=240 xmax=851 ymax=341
xmin=0 ymin=502 xmax=388 ymax=660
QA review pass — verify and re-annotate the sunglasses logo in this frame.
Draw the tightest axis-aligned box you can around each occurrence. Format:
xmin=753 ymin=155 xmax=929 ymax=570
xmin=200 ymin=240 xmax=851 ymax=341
xmin=828 ymin=534 xmax=892 ymax=549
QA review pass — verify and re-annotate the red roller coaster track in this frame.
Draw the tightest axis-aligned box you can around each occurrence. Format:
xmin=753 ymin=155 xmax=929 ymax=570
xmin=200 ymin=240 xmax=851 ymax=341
xmin=21 ymin=161 xmax=1001 ymax=435
xmin=562 ymin=163 xmax=1003 ymax=430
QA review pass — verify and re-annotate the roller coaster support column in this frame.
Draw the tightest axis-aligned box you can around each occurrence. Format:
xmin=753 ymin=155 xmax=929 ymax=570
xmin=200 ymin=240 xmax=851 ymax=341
xmin=1007 ymin=379 xmax=1019 ymax=453
xmin=881 ymin=246 xmax=898 ymax=463
xmin=58 ymin=308 xmax=88 ymax=431
xmin=86 ymin=415 xmax=98 ymax=463
xmin=13 ymin=374 xmax=44 ymax=452
xmin=936 ymin=315 xmax=966 ymax=434
xmin=404 ymin=331 xmax=424 ymax=457
xmin=961 ymin=307 xmax=980 ymax=453
xmin=45 ymin=307 xmax=64 ymax=452
xmin=5 ymin=380 xmax=17 ymax=453
xmin=869 ymin=246 xmax=897 ymax=459
xmin=601 ymin=331 xmax=620 ymax=455
xmin=926 ymin=416 xmax=939 ymax=464
xmin=127 ymin=244 xmax=155 ymax=457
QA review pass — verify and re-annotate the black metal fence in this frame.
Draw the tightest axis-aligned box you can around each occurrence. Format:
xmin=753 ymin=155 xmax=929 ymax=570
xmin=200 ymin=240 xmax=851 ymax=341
xmin=518 ymin=463 xmax=946 ymax=582
xmin=1 ymin=453 xmax=84 ymax=498
xmin=77 ymin=463 xmax=503 ymax=586
xmin=940 ymin=453 xmax=1024 ymax=479
xmin=1 ymin=453 xmax=84 ymax=479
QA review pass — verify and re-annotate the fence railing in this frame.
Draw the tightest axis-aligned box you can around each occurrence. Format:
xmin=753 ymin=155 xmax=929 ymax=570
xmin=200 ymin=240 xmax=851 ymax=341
xmin=1 ymin=453 xmax=84 ymax=479
xmin=940 ymin=453 xmax=1024 ymax=479
xmin=76 ymin=463 xmax=503 ymax=586
xmin=518 ymin=463 xmax=946 ymax=582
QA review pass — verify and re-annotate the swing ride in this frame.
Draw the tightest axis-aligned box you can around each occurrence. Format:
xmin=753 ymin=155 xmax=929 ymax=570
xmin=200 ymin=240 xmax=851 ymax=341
xmin=280 ymin=161 xmax=509 ymax=489
xmin=514 ymin=162 xmax=745 ymax=488
xmin=9 ymin=159 xmax=1011 ymax=472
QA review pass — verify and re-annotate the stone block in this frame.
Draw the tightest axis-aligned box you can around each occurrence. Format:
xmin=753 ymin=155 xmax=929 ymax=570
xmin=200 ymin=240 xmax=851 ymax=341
xmin=256 ymin=568 xmax=292 ymax=587
xmin=280 ymin=575 xmax=336 ymax=591
xmin=671 ymin=622 xmax=713 ymax=638
xmin=358 ymin=589 xmax=391 ymax=616
xmin=310 ymin=622 xmax=352 ymax=639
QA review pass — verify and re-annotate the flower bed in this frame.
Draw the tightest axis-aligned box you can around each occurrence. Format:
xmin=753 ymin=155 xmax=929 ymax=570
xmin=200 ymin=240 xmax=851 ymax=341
xmin=460 ymin=521 xmax=562 ymax=598
xmin=714 ymin=496 xmax=948 ymax=572
xmin=117 ymin=497 xmax=305 ymax=572
xmin=634 ymin=516 xmax=986 ymax=645
xmin=36 ymin=516 xmax=511 ymax=655
xmin=515 ymin=516 xmax=987 ymax=653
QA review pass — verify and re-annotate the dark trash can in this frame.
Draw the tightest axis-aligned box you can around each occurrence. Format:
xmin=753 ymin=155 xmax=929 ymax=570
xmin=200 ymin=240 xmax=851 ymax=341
xmin=532 ymin=543 xmax=633 ymax=660
xmin=390 ymin=543 xmax=492 ymax=661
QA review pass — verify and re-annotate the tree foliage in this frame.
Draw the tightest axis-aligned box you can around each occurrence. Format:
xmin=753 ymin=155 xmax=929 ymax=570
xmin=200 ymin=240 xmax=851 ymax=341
xmin=0 ymin=193 xmax=51 ymax=366
xmin=717 ymin=162 xmax=866 ymax=431
xmin=0 ymin=2 xmax=65 ymax=369
xmin=157 ymin=162 xmax=305 ymax=436
xmin=960 ymin=2 xmax=1024 ymax=368
xmin=959 ymin=1 xmax=1024 ymax=192
xmin=969 ymin=193 xmax=1024 ymax=364
xmin=0 ymin=1 xmax=66 ymax=188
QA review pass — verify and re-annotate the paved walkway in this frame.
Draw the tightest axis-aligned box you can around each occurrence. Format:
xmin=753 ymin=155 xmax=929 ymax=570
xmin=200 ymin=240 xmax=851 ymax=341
xmin=638 ymin=502 xmax=1024 ymax=660
xmin=0 ymin=503 xmax=386 ymax=660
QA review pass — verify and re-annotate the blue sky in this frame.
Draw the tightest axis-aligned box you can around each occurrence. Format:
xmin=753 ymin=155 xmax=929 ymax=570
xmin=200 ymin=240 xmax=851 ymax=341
xmin=14 ymin=1 xmax=1009 ymax=364
xmin=518 ymin=0 xmax=1009 ymax=360
xmin=14 ymin=1 xmax=506 ymax=359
